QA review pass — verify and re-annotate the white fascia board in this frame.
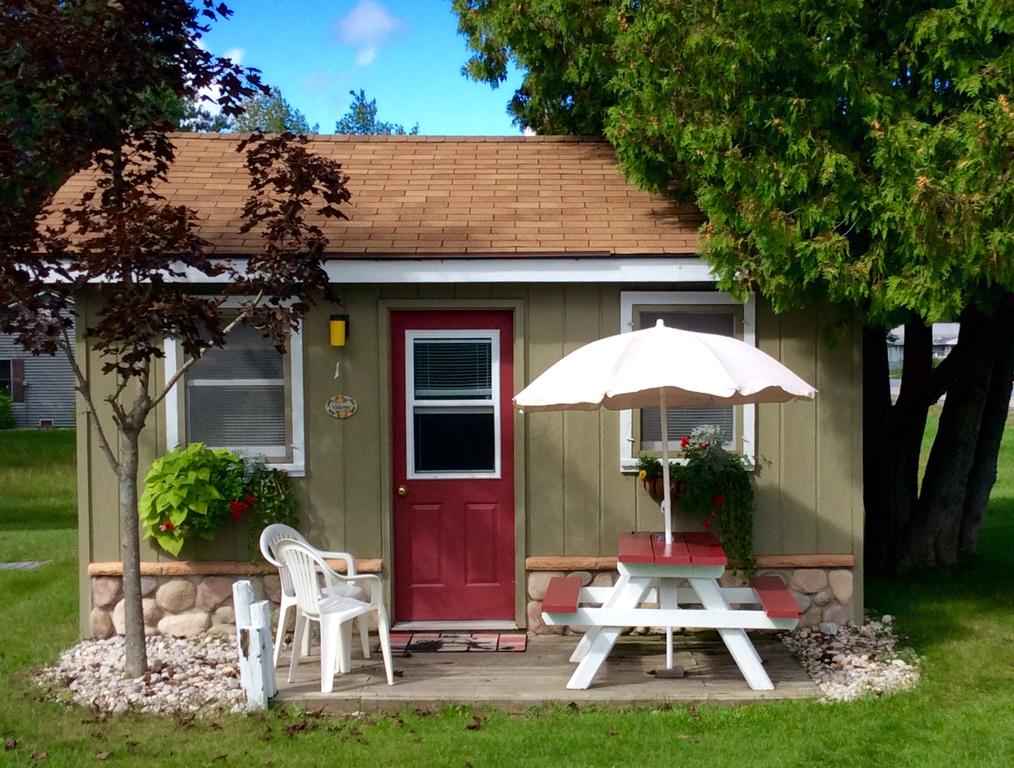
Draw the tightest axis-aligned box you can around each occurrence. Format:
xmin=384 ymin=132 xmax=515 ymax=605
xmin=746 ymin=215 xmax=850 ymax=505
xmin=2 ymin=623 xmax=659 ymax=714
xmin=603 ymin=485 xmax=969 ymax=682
xmin=160 ymin=257 xmax=715 ymax=284
xmin=62 ymin=256 xmax=715 ymax=284
xmin=321 ymin=257 xmax=714 ymax=284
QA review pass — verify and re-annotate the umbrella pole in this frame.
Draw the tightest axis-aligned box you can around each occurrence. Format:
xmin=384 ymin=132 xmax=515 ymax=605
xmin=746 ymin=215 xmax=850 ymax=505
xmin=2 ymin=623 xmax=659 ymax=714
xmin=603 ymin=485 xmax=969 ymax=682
xmin=659 ymin=390 xmax=675 ymax=670
xmin=658 ymin=390 xmax=673 ymax=545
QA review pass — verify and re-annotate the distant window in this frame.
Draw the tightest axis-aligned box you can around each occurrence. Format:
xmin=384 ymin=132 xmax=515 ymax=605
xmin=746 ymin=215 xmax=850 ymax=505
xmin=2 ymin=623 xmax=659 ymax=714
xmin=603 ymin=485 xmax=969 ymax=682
xmin=184 ymin=324 xmax=292 ymax=462
xmin=0 ymin=360 xmax=10 ymax=398
xmin=38 ymin=419 xmax=54 ymax=429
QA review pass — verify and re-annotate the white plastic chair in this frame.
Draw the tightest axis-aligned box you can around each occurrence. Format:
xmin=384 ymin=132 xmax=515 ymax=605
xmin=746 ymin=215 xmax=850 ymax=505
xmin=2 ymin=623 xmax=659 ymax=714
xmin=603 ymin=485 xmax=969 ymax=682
xmin=259 ymin=523 xmax=367 ymax=667
xmin=275 ymin=539 xmax=394 ymax=692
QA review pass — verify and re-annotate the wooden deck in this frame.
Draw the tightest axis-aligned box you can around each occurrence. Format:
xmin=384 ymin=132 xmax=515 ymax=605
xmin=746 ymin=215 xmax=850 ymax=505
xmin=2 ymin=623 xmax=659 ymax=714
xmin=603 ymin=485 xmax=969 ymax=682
xmin=273 ymin=633 xmax=818 ymax=713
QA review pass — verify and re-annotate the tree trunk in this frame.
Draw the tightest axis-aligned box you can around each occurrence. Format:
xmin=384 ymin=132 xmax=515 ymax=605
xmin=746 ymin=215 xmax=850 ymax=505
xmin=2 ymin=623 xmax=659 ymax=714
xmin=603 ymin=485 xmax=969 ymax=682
xmin=862 ymin=325 xmax=892 ymax=573
xmin=901 ymin=313 xmax=990 ymax=568
xmin=119 ymin=426 xmax=148 ymax=677
xmin=864 ymin=321 xmax=932 ymax=574
xmin=960 ymin=296 xmax=1014 ymax=553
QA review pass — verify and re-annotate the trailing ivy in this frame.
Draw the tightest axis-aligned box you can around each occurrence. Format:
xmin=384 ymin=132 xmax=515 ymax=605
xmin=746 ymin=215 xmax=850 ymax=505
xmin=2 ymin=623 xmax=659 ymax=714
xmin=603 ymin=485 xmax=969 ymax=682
xmin=637 ymin=425 xmax=756 ymax=574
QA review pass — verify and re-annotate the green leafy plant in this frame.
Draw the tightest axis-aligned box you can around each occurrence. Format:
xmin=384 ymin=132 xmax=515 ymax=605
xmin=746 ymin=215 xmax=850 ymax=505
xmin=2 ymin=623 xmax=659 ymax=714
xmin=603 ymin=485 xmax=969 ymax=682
xmin=139 ymin=443 xmax=301 ymax=558
xmin=0 ymin=392 xmax=15 ymax=430
xmin=138 ymin=443 xmax=242 ymax=556
xmin=242 ymin=461 xmax=300 ymax=561
xmin=637 ymin=425 xmax=755 ymax=573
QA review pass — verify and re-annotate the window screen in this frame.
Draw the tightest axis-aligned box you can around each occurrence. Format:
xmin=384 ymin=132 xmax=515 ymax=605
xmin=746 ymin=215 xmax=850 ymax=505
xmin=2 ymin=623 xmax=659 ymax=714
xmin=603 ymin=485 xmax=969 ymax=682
xmin=409 ymin=335 xmax=497 ymax=475
xmin=185 ymin=324 xmax=289 ymax=460
xmin=639 ymin=310 xmax=737 ymax=448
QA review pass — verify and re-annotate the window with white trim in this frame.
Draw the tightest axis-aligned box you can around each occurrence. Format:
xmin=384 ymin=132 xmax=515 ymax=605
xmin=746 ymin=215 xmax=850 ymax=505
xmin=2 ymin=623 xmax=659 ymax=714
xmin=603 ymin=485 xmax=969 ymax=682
xmin=165 ymin=321 xmax=305 ymax=474
xmin=184 ymin=324 xmax=291 ymax=461
xmin=619 ymin=291 xmax=756 ymax=471
xmin=406 ymin=330 xmax=501 ymax=479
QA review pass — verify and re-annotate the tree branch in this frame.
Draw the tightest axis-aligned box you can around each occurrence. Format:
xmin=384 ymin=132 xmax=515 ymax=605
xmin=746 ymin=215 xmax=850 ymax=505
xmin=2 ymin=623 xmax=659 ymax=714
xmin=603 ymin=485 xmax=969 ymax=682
xmin=60 ymin=328 xmax=121 ymax=478
xmin=148 ymin=293 xmax=263 ymax=412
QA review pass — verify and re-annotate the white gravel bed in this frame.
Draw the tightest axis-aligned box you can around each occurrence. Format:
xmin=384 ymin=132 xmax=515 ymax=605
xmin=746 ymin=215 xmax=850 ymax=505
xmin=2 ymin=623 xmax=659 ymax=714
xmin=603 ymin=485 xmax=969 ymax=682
xmin=782 ymin=615 xmax=921 ymax=701
xmin=36 ymin=635 xmax=245 ymax=716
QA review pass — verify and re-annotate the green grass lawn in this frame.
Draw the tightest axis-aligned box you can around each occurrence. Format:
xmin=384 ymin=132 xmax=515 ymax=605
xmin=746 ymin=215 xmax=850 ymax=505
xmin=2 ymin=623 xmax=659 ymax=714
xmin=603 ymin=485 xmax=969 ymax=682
xmin=1 ymin=423 xmax=1012 ymax=767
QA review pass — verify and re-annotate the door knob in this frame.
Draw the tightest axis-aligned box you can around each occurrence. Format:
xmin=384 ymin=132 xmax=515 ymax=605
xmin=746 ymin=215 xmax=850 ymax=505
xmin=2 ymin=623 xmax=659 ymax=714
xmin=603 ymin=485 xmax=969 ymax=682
xmin=396 ymin=485 xmax=408 ymax=497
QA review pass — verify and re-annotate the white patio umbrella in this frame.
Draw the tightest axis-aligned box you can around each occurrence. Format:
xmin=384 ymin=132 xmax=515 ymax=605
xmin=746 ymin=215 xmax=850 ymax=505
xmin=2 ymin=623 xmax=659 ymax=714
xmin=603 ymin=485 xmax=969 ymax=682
xmin=514 ymin=319 xmax=817 ymax=546
xmin=514 ymin=319 xmax=816 ymax=671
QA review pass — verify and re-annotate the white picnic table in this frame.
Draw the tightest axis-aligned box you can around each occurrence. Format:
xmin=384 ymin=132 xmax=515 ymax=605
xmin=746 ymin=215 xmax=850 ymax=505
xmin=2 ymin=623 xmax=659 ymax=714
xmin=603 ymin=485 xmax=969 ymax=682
xmin=541 ymin=531 xmax=802 ymax=691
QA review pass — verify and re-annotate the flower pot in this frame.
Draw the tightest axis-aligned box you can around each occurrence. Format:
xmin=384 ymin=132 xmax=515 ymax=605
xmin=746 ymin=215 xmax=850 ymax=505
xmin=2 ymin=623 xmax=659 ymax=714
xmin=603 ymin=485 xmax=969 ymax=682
xmin=640 ymin=476 xmax=686 ymax=505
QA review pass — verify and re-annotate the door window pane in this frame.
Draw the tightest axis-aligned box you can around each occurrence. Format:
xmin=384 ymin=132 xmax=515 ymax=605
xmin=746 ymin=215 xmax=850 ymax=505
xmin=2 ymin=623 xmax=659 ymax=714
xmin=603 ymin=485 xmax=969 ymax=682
xmin=408 ymin=334 xmax=498 ymax=476
xmin=413 ymin=410 xmax=495 ymax=472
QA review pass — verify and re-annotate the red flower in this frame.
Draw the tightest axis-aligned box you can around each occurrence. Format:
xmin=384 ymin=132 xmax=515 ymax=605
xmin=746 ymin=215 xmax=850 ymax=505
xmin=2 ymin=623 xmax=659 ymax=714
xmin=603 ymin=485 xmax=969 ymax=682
xmin=698 ymin=441 xmax=709 ymax=451
xmin=701 ymin=519 xmax=712 ymax=528
xmin=245 ymin=495 xmax=256 ymax=505
xmin=160 ymin=520 xmax=175 ymax=532
xmin=230 ymin=508 xmax=242 ymax=520
xmin=680 ymin=435 xmax=690 ymax=449
xmin=713 ymin=494 xmax=725 ymax=508
xmin=228 ymin=500 xmax=247 ymax=517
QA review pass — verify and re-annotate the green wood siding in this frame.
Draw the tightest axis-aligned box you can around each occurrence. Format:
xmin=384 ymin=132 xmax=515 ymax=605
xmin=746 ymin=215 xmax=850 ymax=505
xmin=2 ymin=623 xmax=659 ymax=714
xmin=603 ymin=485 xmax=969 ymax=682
xmin=77 ymin=285 xmax=863 ymax=580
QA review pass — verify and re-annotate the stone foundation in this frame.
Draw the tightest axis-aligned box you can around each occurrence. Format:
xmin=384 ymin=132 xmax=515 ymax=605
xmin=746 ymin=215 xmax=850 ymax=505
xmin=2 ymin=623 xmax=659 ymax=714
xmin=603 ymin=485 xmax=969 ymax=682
xmin=525 ymin=567 xmax=855 ymax=635
xmin=89 ymin=574 xmax=282 ymax=640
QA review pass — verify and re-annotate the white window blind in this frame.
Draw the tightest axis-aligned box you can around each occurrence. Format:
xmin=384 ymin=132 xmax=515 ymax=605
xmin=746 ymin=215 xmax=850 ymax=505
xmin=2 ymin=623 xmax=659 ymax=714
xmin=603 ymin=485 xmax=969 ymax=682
xmin=413 ymin=340 xmax=492 ymax=400
xmin=640 ymin=310 xmax=736 ymax=448
xmin=185 ymin=324 xmax=289 ymax=459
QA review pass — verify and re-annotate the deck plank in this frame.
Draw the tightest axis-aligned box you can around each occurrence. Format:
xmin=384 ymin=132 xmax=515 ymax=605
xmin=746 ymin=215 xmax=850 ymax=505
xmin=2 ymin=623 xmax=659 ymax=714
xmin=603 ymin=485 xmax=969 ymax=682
xmin=274 ymin=634 xmax=817 ymax=712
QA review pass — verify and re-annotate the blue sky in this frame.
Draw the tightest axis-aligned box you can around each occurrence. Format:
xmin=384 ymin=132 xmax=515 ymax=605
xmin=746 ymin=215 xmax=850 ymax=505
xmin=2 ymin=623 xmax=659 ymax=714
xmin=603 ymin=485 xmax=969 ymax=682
xmin=200 ymin=1 xmax=525 ymax=135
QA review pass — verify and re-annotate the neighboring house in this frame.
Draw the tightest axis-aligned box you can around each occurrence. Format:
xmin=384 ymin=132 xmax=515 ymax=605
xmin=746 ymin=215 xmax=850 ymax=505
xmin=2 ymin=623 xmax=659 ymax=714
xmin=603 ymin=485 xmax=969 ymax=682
xmin=887 ymin=322 xmax=960 ymax=367
xmin=0 ymin=320 xmax=76 ymax=428
xmin=68 ymin=135 xmax=862 ymax=639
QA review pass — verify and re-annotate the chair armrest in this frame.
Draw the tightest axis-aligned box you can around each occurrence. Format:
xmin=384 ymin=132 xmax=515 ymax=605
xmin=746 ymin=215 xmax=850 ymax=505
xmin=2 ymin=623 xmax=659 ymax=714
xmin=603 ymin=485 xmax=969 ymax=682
xmin=316 ymin=550 xmax=357 ymax=576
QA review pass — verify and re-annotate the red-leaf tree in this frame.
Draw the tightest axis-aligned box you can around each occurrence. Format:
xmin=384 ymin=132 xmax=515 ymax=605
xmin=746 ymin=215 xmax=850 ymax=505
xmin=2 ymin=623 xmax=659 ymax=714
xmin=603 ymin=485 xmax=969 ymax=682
xmin=0 ymin=1 xmax=350 ymax=676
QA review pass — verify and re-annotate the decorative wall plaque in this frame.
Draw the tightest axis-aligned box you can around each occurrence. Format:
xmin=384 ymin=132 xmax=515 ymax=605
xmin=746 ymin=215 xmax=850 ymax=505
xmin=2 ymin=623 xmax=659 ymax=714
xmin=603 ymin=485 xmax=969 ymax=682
xmin=325 ymin=394 xmax=358 ymax=419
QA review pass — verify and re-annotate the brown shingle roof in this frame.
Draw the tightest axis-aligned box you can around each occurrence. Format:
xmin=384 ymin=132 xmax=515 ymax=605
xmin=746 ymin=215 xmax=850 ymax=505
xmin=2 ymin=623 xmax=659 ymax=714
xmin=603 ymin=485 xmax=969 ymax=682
xmin=53 ymin=134 xmax=703 ymax=258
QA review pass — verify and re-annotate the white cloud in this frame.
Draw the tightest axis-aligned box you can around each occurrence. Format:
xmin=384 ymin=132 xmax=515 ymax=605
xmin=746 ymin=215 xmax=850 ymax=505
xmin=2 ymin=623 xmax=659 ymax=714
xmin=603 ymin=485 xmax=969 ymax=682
xmin=223 ymin=47 xmax=245 ymax=65
xmin=334 ymin=0 xmax=405 ymax=67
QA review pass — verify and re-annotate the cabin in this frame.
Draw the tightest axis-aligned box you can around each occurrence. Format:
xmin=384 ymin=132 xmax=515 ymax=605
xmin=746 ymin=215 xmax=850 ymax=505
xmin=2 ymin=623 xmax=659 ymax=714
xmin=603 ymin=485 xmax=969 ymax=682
xmin=71 ymin=135 xmax=862 ymax=639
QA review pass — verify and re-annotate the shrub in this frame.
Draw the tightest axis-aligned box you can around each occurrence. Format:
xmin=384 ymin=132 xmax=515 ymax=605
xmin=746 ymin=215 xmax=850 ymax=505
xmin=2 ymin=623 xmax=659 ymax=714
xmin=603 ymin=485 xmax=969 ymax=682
xmin=0 ymin=392 xmax=14 ymax=430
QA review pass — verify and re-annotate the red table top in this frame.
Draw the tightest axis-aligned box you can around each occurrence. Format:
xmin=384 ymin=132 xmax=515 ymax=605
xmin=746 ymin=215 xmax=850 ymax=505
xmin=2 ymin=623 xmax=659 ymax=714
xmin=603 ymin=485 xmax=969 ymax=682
xmin=617 ymin=531 xmax=728 ymax=568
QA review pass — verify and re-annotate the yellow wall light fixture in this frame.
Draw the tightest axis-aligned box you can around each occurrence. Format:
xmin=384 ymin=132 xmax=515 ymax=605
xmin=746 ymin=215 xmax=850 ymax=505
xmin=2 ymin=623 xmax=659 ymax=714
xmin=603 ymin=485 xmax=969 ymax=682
xmin=329 ymin=314 xmax=350 ymax=347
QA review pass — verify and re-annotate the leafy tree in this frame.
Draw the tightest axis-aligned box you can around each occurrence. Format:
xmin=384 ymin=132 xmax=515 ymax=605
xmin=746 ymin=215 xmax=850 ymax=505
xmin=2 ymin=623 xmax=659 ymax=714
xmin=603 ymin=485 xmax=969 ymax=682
xmin=178 ymin=98 xmax=236 ymax=132
xmin=335 ymin=89 xmax=418 ymax=135
xmin=455 ymin=0 xmax=1014 ymax=572
xmin=0 ymin=1 xmax=352 ymax=676
xmin=234 ymin=86 xmax=317 ymax=133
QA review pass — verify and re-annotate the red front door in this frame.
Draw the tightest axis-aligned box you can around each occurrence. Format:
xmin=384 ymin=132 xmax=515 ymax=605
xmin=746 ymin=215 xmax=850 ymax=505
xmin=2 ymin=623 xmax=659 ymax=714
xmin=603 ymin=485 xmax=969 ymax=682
xmin=391 ymin=310 xmax=516 ymax=622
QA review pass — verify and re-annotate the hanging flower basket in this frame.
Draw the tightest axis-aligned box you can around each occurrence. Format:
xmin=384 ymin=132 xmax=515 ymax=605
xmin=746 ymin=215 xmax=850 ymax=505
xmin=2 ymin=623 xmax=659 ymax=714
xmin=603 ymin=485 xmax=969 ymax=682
xmin=640 ymin=475 xmax=687 ymax=505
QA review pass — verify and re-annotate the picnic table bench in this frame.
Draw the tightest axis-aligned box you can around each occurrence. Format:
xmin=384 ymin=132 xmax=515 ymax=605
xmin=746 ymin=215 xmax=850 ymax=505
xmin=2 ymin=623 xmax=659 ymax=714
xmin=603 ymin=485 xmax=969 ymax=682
xmin=542 ymin=531 xmax=801 ymax=691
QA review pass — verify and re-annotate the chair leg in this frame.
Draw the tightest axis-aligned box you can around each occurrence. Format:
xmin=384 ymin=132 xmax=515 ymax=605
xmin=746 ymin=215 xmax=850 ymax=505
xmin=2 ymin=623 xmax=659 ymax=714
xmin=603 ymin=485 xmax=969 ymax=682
xmin=301 ymin=617 xmax=312 ymax=656
xmin=376 ymin=607 xmax=394 ymax=685
xmin=273 ymin=599 xmax=292 ymax=668
xmin=319 ymin=618 xmax=338 ymax=694
xmin=287 ymin=612 xmax=305 ymax=684
xmin=358 ymin=614 xmax=371 ymax=660
xmin=338 ymin=621 xmax=354 ymax=674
